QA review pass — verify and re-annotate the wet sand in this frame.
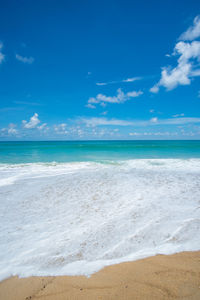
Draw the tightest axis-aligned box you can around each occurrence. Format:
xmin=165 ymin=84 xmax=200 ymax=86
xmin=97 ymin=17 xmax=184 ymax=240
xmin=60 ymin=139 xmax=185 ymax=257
xmin=0 ymin=251 xmax=200 ymax=300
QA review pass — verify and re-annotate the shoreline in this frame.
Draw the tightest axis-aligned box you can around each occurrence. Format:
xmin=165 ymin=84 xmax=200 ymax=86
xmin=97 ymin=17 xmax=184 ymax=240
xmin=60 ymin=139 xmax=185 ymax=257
xmin=0 ymin=251 xmax=200 ymax=299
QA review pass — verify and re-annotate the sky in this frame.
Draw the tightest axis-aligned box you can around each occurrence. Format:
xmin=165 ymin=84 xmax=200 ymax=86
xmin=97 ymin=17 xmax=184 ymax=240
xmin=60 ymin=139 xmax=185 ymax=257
xmin=0 ymin=0 xmax=200 ymax=140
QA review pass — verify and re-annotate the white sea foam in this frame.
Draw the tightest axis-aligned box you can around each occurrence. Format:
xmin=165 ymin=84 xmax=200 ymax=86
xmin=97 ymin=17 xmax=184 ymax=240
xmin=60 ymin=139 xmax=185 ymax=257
xmin=0 ymin=159 xmax=200 ymax=280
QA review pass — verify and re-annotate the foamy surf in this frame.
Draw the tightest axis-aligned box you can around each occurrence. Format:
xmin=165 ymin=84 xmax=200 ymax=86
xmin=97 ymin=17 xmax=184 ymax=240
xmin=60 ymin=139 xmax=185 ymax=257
xmin=0 ymin=159 xmax=200 ymax=280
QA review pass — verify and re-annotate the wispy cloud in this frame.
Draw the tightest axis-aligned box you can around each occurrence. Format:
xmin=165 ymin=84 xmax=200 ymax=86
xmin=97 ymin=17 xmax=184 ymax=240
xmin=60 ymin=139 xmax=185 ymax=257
xmin=85 ymin=103 xmax=96 ymax=109
xmin=14 ymin=100 xmax=42 ymax=106
xmin=86 ymin=71 xmax=92 ymax=78
xmin=80 ymin=116 xmax=200 ymax=127
xmin=16 ymin=54 xmax=34 ymax=64
xmin=0 ymin=42 xmax=5 ymax=64
xmin=129 ymin=131 xmax=176 ymax=137
xmin=87 ymin=88 xmax=143 ymax=108
xmin=172 ymin=113 xmax=185 ymax=117
xmin=96 ymin=77 xmax=141 ymax=86
xmin=150 ymin=117 xmax=158 ymax=123
xmin=96 ymin=82 xmax=107 ymax=86
xmin=150 ymin=16 xmax=200 ymax=93
xmin=22 ymin=113 xmax=40 ymax=128
xmin=81 ymin=117 xmax=134 ymax=127
xmin=37 ymin=123 xmax=47 ymax=131
xmin=0 ymin=106 xmax=23 ymax=112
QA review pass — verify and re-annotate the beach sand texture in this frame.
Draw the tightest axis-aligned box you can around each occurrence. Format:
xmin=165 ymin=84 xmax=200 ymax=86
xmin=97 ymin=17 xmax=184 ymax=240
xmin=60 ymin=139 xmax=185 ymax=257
xmin=0 ymin=251 xmax=200 ymax=300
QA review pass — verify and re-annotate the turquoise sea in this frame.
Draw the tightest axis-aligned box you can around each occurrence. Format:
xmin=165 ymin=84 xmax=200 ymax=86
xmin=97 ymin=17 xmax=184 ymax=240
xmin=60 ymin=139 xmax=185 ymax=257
xmin=0 ymin=140 xmax=200 ymax=163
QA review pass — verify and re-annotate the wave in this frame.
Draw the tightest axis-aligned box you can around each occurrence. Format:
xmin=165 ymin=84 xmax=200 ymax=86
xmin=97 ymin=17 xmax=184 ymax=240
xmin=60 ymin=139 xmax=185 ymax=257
xmin=0 ymin=158 xmax=200 ymax=279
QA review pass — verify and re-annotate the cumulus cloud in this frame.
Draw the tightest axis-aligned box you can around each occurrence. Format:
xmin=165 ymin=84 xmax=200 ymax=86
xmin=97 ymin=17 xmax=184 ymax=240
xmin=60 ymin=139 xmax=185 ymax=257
xmin=150 ymin=16 xmax=200 ymax=93
xmin=8 ymin=128 xmax=18 ymax=134
xmin=0 ymin=42 xmax=5 ymax=64
xmin=0 ymin=124 xmax=18 ymax=136
xmin=16 ymin=54 xmax=34 ymax=64
xmin=179 ymin=16 xmax=200 ymax=41
xmin=87 ymin=88 xmax=143 ymax=108
xmin=22 ymin=113 xmax=40 ymax=128
xmin=150 ymin=85 xmax=159 ymax=93
xmin=54 ymin=123 xmax=68 ymax=134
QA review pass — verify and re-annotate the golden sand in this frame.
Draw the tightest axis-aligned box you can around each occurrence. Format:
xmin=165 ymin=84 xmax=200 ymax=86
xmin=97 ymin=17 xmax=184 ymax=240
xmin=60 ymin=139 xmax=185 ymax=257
xmin=0 ymin=251 xmax=200 ymax=300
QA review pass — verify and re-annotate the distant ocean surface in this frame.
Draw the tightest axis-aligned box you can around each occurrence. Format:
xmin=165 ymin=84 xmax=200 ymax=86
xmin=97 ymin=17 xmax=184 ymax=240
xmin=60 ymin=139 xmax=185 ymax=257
xmin=0 ymin=140 xmax=200 ymax=280
xmin=1 ymin=140 xmax=200 ymax=163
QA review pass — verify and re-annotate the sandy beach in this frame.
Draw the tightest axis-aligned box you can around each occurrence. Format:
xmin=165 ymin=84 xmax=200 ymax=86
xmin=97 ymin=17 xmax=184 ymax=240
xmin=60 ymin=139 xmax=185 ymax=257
xmin=0 ymin=251 xmax=200 ymax=300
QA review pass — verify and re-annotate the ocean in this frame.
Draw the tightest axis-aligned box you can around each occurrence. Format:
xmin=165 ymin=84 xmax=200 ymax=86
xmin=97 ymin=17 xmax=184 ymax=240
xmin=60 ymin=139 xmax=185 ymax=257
xmin=0 ymin=140 xmax=200 ymax=280
xmin=1 ymin=140 xmax=200 ymax=163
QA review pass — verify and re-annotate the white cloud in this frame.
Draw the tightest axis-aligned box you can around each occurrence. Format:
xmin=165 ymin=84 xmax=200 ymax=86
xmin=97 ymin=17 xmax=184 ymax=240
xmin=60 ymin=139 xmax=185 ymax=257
xmin=172 ymin=113 xmax=184 ymax=117
xmin=159 ymin=61 xmax=191 ymax=90
xmin=22 ymin=113 xmax=40 ymax=128
xmin=0 ymin=42 xmax=5 ymax=64
xmin=54 ymin=123 xmax=68 ymax=134
xmin=96 ymin=77 xmax=141 ymax=86
xmin=129 ymin=131 xmax=177 ymax=137
xmin=85 ymin=103 xmax=96 ymax=109
xmin=8 ymin=128 xmax=18 ymax=134
xmin=122 ymin=77 xmax=141 ymax=82
xmin=54 ymin=123 xmax=67 ymax=130
xmin=16 ymin=54 xmax=34 ymax=64
xmin=126 ymin=90 xmax=143 ymax=97
xmin=150 ymin=117 xmax=158 ymax=123
xmin=96 ymin=82 xmax=107 ymax=86
xmin=100 ymin=102 xmax=107 ymax=107
xmin=37 ymin=123 xmax=47 ymax=130
xmin=87 ymin=88 xmax=143 ymax=107
xmin=129 ymin=132 xmax=140 ymax=136
xmin=0 ymin=123 xmax=18 ymax=136
xmin=150 ymin=85 xmax=159 ymax=93
xmin=154 ymin=117 xmax=200 ymax=125
xmin=150 ymin=16 xmax=200 ymax=92
xmin=179 ymin=16 xmax=200 ymax=41
xmin=80 ymin=116 xmax=200 ymax=127
xmin=81 ymin=117 xmax=134 ymax=127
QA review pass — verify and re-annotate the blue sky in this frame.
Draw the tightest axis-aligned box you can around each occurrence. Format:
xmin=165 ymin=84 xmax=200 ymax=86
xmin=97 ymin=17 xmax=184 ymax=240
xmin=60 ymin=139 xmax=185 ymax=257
xmin=0 ymin=0 xmax=200 ymax=140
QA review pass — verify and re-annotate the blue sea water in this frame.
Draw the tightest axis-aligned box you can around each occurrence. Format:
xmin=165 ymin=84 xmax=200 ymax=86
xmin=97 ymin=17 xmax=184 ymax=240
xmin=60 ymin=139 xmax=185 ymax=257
xmin=0 ymin=140 xmax=200 ymax=163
